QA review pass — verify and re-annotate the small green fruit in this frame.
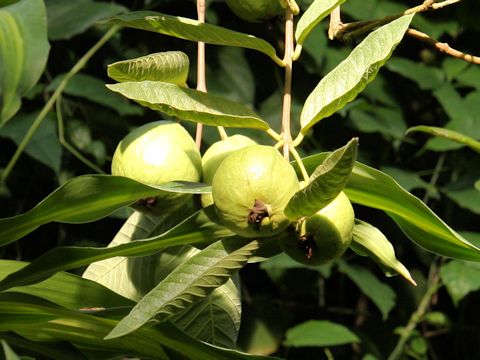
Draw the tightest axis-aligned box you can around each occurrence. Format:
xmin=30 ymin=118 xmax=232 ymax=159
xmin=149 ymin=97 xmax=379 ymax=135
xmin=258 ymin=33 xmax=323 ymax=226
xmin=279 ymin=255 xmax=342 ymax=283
xmin=281 ymin=191 xmax=355 ymax=265
xmin=212 ymin=145 xmax=299 ymax=238
xmin=226 ymin=0 xmax=283 ymax=22
xmin=201 ymin=135 xmax=256 ymax=207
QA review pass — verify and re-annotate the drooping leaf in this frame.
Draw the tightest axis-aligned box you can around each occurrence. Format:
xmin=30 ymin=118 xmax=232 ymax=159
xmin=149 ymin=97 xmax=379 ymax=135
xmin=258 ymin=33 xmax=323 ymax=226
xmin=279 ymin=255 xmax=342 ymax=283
xmin=295 ymin=0 xmax=347 ymax=45
xmin=338 ymin=260 xmax=396 ymax=320
xmin=1 ymin=340 xmax=20 ymax=360
xmin=406 ymin=125 xmax=480 ymax=153
xmin=108 ymin=11 xmax=284 ymax=66
xmin=107 ymin=51 xmax=189 ymax=85
xmin=285 ymin=138 xmax=357 ymax=219
xmin=0 ymin=174 xmax=210 ymax=246
xmin=105 ymin=239 xmax=259 ymax=339
xmin=351 ymin=220 xmax=416 ymax=285
xmin=107 ymin=81 xmax=270 ymax=130
xmin=300 ymin=14 xmax=413 ymax=133
xmin=0 ymin=0 xmax=50 ymax=124
xmin=440 ymin=260 xmax=480 ymax=306
xmin=284 ymin=320 xmax=359 ymax=347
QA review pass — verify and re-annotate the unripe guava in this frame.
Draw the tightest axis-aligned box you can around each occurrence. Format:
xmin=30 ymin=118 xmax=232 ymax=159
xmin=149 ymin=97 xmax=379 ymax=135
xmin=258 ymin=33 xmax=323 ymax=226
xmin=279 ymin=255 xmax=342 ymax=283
xmin=281 ymin=191 xmax=355 ymax=265
xmin=212 ymin=145 xmax=299 ymax=238
xmin=226 ymin=0 xmax=283 ymax=22
xmin=201 ymin=135 xmax=256 ymax=207
xmin=111 ymin=121 xmax=202 ymax=210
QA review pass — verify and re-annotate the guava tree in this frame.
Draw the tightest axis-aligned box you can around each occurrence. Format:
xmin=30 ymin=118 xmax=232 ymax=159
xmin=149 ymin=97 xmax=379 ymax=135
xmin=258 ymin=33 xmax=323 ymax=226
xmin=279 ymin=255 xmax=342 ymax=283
xmin=1 ymin=0 xmax=479 ymax=359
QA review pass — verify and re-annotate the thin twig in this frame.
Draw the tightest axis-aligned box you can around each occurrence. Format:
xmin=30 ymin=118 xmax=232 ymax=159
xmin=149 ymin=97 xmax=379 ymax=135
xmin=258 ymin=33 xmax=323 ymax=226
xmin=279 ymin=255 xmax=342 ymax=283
xmin=289 ymin=145 xmax=309 ymax=182
xmin=328 ymin=6 xmax=343 ymax=40
xmin=281 ymin=7 xmax=294 ymax=161
xmin=195 ymin=0 xmax=206 ymax=149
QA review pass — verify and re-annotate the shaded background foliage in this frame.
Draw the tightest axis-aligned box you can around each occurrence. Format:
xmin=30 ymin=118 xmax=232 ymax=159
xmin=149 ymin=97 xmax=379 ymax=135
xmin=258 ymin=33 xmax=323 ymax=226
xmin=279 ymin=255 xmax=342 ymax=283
xmin=1 ymin=0 xmax=479 ymax=359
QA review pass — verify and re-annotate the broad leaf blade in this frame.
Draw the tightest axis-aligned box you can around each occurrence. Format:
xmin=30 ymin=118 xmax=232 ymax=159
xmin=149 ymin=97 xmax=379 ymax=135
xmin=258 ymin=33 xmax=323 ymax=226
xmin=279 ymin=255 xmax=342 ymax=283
xmin=440 ymin=260 xmax=480 ymax=306
xmin=295 ymin=0 xmax=347 ymax=45
xmin=105 ymin=239 xmax=260 ymax=339
xmin=0 ymin=174 xmax=210 ymax=246
xmin=284 ymin=320 xmax=359 ymax=347
xmin=285 ymin=138 xmax=357 ymax=219
xmin=108 ymin=11 xmax=284 ymax=66
xmin=351 ymin=220 xmax=416 ymax=285
xmin=0 ymin=0 xmax=50 ymax=124
xmin=108 ymin=51 xmax=190 ymax=85
xmin=406 ymin=125 xmax=480 ymax=153
xmin=107 ymin=81 xmax=270 ymax=130
xmin=300 ymin=14 xmax=413 ymax=133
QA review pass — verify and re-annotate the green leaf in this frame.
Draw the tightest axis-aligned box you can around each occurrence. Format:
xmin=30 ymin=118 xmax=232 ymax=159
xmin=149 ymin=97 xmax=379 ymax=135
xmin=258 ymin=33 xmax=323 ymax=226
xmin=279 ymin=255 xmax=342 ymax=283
xmin=351 ymin=220 xmax=416 ymax=285
xmin=0 ymin=0 xmax=50 ymax=124
xmin=108 ymin=11 xmax=284 ymax=66
xmin=46 ymin=0 xmax=126 ymax=40
xmin=385 ymin=57 xmax=444 ymax=90
xmin=108 ymin=51 xmax=189 ymax=85
xmin=0 ymin=174 xmax=210 ymax=246
xmin=285 ymin=138 xmax=358 ymax=219
xmin=440 ymin=260 xmax=480 ymax=306
xmin=298 ymin=154 xmax=480 ymax=261
xmin=284 ymin=320 xmax=359 ymax=347
xmin=444 ymin=186 xmax=480 ymax=215
xmin=407 ymin=125 xmax=480 ymax=154
xmin=107 ymin=81 xmax=269 ymax=130
xmin=0 ymin=207 xmax=234 ymax=290
xmin=300 ymin=14 xmax=413 ymax=133
xmin=105 ymin=239 xmax=259 ymax=339
xmin=295 ymin=0 xmax=346 ymax=45
xmin=338 ymin=261 xmax=396 ymax=320
xmin=380 ymin=166 xmax=438 ymax=198
xmin=1 ymin=340 xmax=20 ymax=360
xmin=349 ymin=106 xmax=407 ymax=140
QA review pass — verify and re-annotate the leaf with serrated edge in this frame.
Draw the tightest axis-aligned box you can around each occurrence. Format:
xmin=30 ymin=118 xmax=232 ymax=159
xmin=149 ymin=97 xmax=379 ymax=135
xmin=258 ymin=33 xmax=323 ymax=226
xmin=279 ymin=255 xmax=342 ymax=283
xmin=351 ymin=220 xmax=416 ymax=285
xmin=108 ymin=11 xmax=284 ymax=66
xmin=285 ymin=138 xmax=357 ymax=219
xmin=300 ymin=14 xmax=413 ymax=133
xmin=105 ymin=239 xmax=259 ymax=339
xmin=108 ymin=51 xmax=189 ymax=85
xmin=406 ymin=125 xmax=480 ymax=153
xmin=107 ymin=81 xmax=270 ymax=130
xmin=295 ymin=0 xmax=347 ymax=45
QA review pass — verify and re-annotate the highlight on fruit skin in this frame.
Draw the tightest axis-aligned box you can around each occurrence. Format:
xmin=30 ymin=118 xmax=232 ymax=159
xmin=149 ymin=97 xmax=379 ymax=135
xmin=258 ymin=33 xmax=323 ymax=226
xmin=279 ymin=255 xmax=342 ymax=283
xmin=281 ymin=191 xmax=355 ymax=266
xmin=212 ymin=144 xmax=299 ymax=238
xmin=226 ymin=0 xmax=284 ymax=22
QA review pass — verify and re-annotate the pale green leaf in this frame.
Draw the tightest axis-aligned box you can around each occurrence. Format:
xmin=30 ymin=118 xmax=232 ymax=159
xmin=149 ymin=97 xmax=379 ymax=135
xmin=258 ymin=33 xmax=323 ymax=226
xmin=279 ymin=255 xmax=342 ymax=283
xmin=407 ymin=125 xmax=480 ymax=154
xmin=1 ymin=340 xmax=20 ymax=360
xmin=300 ymin=14 xmax=413 ymax=133
xmin=105 ymin=239 xmax=259 ymax=339
xmin=107 ymin=81 xmax=269 ymax=130
xmin=440 ymin=260 xmax=480 ymax=306
xmin=284 ymin=320 xmax=359 ymax=347
xmin=0 ymin=0 xmax=50 ymax=124
xmin=108 ymin=11 xmax=284 ymax=66
xmin=108 ymin=51 xmax=189 ymax=85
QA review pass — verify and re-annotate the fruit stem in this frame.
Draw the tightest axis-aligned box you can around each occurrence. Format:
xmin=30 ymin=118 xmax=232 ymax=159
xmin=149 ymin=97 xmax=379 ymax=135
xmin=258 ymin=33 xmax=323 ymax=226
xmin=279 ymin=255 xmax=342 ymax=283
xmin=267 ymin=128 xmax=282 ymax=142
xmin=281 ymin=7 xmax=295 ymax=161
xmin=289 ymin=145 xmax=310 ymax=182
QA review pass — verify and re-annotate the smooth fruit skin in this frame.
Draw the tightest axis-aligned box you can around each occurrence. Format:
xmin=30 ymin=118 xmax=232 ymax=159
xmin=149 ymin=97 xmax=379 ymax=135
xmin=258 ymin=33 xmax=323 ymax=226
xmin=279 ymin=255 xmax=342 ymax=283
xmin=212 ymin=145 xmax=299 ymax=238
xmin=201 ymin=135 xmax=256 ymax=207
xmin=226 ymin=0 xmax=283 ymax=22
xmin=281 ymin=191 xmax=355 ymax=266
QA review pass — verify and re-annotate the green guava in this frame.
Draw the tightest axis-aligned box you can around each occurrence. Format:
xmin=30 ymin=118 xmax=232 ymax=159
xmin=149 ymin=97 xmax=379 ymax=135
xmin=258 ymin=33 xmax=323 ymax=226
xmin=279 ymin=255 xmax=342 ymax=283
xmin=212 ymin=145 xmax=299 ymax=238
xmin=201 ymin=135 xmax=256 ymax=207
xmin=111 ymin=120 xmax=202 ymax=210
xmin=226 ymin=0 xmax=283 ymax=22
xmin=281 ymin=191 xmax=355 ymax=265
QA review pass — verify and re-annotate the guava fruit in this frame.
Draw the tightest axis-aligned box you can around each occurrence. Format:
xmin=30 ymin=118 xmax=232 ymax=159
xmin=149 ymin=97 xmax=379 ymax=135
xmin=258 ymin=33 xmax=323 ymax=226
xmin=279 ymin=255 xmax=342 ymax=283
xmin=212 ymin=145 xmax=299 ymax=238
xmin=201 ymin=135 xmax=256 ymax=207
xmin=226 ymin=0 xmax=283 ymax=22
xmin=281 ymin=191 xmax=355 ymax=265
xmin=111 ymin=120 xmax=202 ymax=210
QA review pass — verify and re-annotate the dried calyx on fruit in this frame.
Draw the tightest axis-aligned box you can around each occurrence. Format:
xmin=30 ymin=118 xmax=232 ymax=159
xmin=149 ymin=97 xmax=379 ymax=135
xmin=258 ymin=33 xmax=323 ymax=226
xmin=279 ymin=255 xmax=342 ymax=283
xmin=111 ymin=120 xmax=202 ymax=211
xmin=212 ymin=145 xmax=299 ymax=238
xmin=281 ymin=191 xmax=355 ymax=265
xmin=226 ymin=0 xmax=283 ymax=22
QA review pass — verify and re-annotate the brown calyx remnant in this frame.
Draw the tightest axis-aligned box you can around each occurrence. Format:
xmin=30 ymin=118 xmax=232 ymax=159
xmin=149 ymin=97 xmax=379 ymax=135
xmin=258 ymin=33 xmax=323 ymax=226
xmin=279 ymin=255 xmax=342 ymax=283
xmin=298 ymin=233 xmax=316 ymax=260
xmin=137 ymin=197 xmax=157 ymax=210
xmin=247 ymin=199 xmax=270 ymax=226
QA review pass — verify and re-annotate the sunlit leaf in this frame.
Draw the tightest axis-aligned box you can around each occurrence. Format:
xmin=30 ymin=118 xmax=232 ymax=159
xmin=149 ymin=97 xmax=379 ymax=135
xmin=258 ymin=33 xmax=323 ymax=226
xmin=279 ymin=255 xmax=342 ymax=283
xmin=284 ymin=320 xmax=359 ymax=347
xmin=1 ymin=340 xmax=20 ymax=360
xmin=407 ymin=125 xmax=480 ymax=153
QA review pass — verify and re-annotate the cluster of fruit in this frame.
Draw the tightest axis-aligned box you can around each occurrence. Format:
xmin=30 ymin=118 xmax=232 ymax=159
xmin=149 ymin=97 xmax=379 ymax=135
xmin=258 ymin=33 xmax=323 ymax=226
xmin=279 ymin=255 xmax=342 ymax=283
xmin=112 ymin=121 xmax=354 ymax=266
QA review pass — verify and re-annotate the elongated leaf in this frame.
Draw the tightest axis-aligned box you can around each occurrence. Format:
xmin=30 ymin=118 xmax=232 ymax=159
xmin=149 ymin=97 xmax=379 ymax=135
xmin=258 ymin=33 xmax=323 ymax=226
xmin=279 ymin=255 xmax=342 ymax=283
xmin=406 ymin=125 xmax=480 ymax=153
xmin=105 ymin=239 xmax=259 ymax=339
xmin=351 ymin=220 xmax=415 ymax=285
xmin=0 ymin=174 xmax=209 ymax=246
xmin=108 ymin=51 xmax=189 ymax=85
xmin=0 ymin=0 xmax=50 ymax=124
xmin=284 ymin=320 xmax=359 ymax=347
xmin=108 ymin=11 xmax=284 ymax=66
xmin=1 ymin=340 xmax=20 ymax=360
xmin=295 ymin=0 xmax=347 ymax=45
xmin=107 ymin=81 xmax=269 ymax=130
xmin=298 ymin=154 xmax=480 ymax=261
xmin=285 ymin=138 xmax=357 ymax=219
xmin=0 ymin=207 xmax=234 ymax=291
xmin=300 ymin=14 xmax=413 ymax=133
